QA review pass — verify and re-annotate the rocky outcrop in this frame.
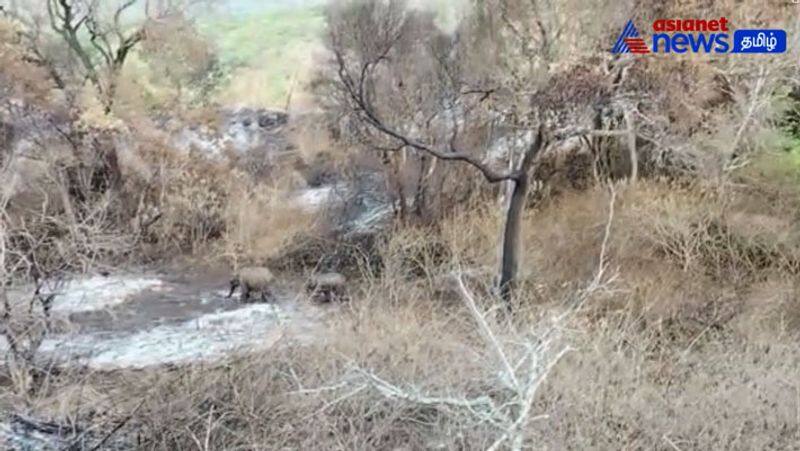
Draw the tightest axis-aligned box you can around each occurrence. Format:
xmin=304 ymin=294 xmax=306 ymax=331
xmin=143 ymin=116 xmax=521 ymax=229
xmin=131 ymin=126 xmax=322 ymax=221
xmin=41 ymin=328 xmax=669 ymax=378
xmin=165 ymin=107 xmax=291 ymax=158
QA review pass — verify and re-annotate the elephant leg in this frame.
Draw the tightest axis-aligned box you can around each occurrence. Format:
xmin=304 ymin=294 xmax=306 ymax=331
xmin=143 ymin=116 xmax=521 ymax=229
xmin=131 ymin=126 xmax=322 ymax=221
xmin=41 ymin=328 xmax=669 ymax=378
xmin=241 ymin=285 xmax=251 ymax=303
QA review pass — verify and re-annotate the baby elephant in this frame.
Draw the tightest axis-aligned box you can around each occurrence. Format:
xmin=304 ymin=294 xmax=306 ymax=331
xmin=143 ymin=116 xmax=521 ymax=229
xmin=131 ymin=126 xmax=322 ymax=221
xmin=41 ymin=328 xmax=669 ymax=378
xmin=306 ymin=272 xmax=347 ymax=303
xmin=228 ymin=266 xmax=276 ymax=303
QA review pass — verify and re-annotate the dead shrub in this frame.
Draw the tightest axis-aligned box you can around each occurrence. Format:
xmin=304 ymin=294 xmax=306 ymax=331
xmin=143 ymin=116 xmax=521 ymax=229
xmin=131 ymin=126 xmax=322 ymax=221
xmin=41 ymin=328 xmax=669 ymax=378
xmin=221 ymin=182 xmax=316 ymax=267
xmin=269 ymin=232 xmax=383 ymax=280
xmin=0 ymin=283 xmax=57 ymax=399
xmin=380 ymin=226 xmax=453 ymax=280
xmin=145 ymin=162 xmax=232 ymax=253
xmin=622 ymin=182 xmax=800 ymax=282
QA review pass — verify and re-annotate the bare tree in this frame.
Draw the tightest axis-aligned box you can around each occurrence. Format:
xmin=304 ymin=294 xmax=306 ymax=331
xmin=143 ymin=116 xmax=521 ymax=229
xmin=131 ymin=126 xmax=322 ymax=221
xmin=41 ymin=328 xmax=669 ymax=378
xmin=2 ymin=0 xmax=214 ymax=112
xmin=323 ymin=0 xmax=628 ymax=306
xmin=2 ymin=0 xmax=197 ymax=112
xmin=43 ymin=0 xmax=144 ymax=112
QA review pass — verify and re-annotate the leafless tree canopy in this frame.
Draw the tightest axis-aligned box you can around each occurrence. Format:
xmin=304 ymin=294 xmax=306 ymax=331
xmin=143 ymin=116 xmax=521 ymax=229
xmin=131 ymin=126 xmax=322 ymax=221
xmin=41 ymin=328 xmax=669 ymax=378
xmin=319 ymin=0 xmax=638 ymax=302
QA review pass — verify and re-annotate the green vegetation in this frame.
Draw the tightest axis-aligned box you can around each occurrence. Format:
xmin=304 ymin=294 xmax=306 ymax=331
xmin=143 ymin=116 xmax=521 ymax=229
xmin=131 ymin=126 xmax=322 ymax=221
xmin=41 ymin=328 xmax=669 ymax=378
xmin=198 ymin=5 xmax=326 ymax=107
xmin=192 ymin=1 xmax=464 ymax=107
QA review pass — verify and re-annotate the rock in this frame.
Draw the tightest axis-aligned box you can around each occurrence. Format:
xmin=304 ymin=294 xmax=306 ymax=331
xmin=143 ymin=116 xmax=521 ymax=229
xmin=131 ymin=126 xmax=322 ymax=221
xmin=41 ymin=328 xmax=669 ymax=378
xmin=165 ymin=107 xmax=291 ymax=158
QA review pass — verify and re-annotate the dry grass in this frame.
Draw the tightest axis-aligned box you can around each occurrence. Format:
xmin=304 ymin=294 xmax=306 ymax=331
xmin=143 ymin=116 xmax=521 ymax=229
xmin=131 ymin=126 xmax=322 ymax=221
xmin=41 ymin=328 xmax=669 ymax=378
xmin=5 ymin=167 xmax=800 ymax=449
xmin=221 ymin=181 xmax=317 ymax=267
xmin=531 ymin=319 xmax=800 ymax=449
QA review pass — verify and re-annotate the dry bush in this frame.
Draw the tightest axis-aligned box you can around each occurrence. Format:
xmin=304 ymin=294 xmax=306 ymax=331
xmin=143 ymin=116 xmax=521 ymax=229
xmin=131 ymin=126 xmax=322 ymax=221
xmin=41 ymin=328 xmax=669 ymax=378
xmin=0 ymin=281 xmax=60 ymax=401
xmin=0 ymin=19 xmax=54 ymax=107
xmin=221 ymin=181 xmax=317 ymax=268
xmin=375 ymin=176 xmax=799 ymax=320
xmin=142 ymin=159 xmax=233 ymax=253
xmin=14 ymin=290 xmax=800 ymax=449
xmin=528 ymin=314 xmax=800 ymax=449
xmin=269 ymin=232 xmax=383 ymax=281
xmin=14 ymin=208 xmax=796 ymax=450
xmin=124 ymin=132 xmax=309 ymax=259
xmin=379 ymin=226 xmax=455 ymax=280
xmin=440 ymin=203 xmax=507 ymax=258
xmin=288 ymin=113 xmax=343 ymax=181
xmin=1 ymin=128 xmax=139 ymax=277
xmin=622 ymin=182 xmax=800 ymax=280
xmin=137 ymin=12 xmax=224 ymax=110
xmin=3 ymin=292 xmax=485 ymax=448
xmin=517 ymin=179 xmax=800 ymax=333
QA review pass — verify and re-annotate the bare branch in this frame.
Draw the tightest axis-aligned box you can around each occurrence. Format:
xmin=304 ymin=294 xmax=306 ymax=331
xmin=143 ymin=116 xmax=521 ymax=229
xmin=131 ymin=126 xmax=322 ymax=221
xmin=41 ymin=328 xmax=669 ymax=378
xmin=332 ymin=34 xmax=519 ymax=184
xmin=457 ymin=276 xmax=522 ymax=390
xmin=553 ymin=126 xmax=631 ymax=141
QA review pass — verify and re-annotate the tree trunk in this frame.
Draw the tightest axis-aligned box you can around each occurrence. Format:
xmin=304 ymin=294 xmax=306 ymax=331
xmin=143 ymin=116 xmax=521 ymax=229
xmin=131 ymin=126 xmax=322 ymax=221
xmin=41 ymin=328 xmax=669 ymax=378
xmin=624 ymin=109 xmax=637 ymax=183
xmin=102 ymin=70 xmax=120 ymax=115
xmin=498 ymin=173 xmax=529 ymax=306
xmin=414 ymin=154 xmax=431 ymax=220
xmin=497 ymin=126 xmax=545 ymax=308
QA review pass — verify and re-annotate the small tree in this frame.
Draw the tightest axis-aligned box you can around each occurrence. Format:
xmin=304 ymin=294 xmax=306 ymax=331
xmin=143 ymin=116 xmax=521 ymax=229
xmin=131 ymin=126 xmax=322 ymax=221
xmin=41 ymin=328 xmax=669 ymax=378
xmin=1 ymin=0 xmax=207 ymax=113
xmin=138 ymin=11 xmax=226 ymax=109
xmin=46 ymin=0 xmax=144 ymax=112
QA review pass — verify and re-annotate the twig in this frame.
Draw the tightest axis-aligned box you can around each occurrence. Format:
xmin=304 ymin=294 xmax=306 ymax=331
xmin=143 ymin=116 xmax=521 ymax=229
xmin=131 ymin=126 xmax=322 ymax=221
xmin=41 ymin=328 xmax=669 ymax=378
xmin=301 ymin=384 xmax=368 ymax=422
xmin=662 ymin=434 xmax=684 ymax=451
xmin=87 ymin=399 xmax=145 ymax=451
xmin=305 ymin=276 xmax=570 ymax=450
xmin=595 ymin=184 xmax=617 ymax=285
xmin=727 ymin=66 xmax=766 ymax=169
xmin=358 ymin=369 xmax=495 ymax=411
